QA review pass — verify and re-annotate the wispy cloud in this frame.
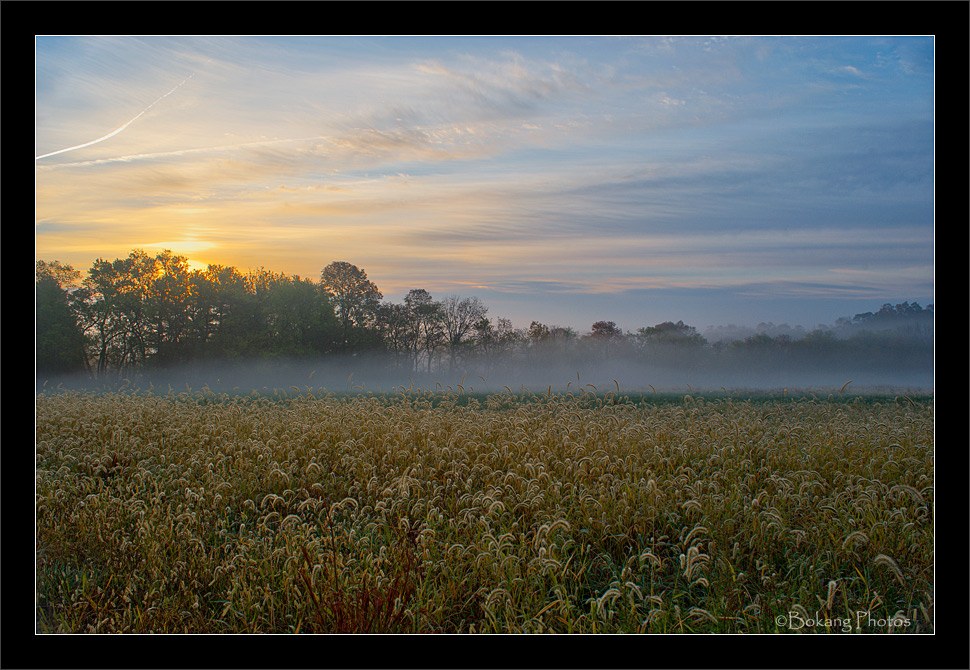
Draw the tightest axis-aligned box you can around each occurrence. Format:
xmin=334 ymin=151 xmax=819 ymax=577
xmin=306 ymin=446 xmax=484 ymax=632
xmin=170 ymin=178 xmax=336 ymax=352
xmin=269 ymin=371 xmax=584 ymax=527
xmin=36 ymin=73 xmax=196 ymax=160
xmin=35 ymin=36 xmax=934 ymax=330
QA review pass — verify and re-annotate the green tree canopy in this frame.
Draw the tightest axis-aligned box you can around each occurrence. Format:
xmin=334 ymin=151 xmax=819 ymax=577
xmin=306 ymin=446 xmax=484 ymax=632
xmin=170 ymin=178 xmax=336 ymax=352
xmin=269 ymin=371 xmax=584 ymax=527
xmin=320 ymin=261 xmax=383 ymax=350
xmin=36 ymin=261 xmax=88 ymax=375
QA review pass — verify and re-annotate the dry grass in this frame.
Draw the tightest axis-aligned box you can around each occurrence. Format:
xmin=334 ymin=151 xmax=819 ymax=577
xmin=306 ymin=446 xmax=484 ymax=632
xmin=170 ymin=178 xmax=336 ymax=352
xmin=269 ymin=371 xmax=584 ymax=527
xmin=35 ymin=387 xmax=933 ymax=633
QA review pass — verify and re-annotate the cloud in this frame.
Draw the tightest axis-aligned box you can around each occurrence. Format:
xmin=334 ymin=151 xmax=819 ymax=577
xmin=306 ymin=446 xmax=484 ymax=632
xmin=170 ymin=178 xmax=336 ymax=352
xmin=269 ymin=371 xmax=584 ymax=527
xmin=36 ymin=73 xmax=196 ymax=160
xmin=35 ymin=37 xmax=934 ymax=333
xmin=413 ymin=51 xmax=589 ymax=118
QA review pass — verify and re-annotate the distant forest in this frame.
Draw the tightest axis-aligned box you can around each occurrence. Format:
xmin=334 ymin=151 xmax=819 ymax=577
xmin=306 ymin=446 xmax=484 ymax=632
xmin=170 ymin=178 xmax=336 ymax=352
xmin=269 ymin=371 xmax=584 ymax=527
xmin=36 ymin=249 xmax=934 ymax=389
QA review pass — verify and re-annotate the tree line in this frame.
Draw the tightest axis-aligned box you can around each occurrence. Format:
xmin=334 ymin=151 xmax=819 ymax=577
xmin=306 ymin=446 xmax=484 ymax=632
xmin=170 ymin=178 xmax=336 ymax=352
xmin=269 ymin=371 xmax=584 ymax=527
xmin=36 ymin=249 xmax=933 ymax=383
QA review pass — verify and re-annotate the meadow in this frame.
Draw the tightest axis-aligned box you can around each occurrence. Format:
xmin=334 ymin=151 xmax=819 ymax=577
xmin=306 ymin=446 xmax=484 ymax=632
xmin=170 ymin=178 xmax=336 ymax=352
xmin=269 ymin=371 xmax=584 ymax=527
xmin=35 ymin=385 xmax=934 ymax=633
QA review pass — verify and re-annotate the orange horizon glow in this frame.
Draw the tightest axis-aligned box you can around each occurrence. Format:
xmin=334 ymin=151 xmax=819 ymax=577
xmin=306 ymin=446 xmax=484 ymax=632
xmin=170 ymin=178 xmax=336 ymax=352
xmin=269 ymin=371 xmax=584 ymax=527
xmin=36 ymin=36 xmax=934 ymax=331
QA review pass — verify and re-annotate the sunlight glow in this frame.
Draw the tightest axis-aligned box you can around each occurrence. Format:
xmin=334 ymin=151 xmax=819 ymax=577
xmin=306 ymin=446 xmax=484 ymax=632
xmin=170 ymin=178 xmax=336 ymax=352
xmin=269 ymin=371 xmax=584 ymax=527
xmin=35 ymin=36 xmax=934 ymax=331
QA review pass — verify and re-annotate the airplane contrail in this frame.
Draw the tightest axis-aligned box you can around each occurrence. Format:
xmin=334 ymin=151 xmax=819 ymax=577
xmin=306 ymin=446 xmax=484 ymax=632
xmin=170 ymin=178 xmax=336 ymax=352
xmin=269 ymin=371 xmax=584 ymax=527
xmin=33 ymin=135 xmax=331 ymax=170
xmin=35 ymin=73 xmax=195 ymax=161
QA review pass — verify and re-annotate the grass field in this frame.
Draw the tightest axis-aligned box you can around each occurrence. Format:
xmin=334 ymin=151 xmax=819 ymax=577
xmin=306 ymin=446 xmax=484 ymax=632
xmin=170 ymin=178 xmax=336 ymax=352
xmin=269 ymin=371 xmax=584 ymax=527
xmin=35 ymin=386 xmax=934 ymax=633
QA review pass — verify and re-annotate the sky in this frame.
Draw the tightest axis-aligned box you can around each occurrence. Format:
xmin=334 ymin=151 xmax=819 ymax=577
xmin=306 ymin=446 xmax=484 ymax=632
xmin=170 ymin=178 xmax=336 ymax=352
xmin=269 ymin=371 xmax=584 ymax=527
xmin=35 ymin=36 xmax=935 ymax=335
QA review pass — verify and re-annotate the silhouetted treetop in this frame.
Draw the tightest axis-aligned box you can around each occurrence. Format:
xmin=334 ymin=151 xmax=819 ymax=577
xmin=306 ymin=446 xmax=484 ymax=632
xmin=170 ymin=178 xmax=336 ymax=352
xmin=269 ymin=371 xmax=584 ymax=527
xmin=35 ymin=248 xmax=933 ymax=387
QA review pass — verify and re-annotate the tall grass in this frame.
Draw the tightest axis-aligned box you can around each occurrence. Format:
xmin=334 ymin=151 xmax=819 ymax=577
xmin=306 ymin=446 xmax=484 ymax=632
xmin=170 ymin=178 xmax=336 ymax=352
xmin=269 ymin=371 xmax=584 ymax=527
xmin=35 ymin=387 xmax=933 ymax=633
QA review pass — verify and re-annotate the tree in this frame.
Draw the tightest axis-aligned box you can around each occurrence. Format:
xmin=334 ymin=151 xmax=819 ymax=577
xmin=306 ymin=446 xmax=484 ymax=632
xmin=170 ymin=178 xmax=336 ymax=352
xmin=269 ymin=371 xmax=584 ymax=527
xmin=527 ymin=321 xmax=551 ymax=345
xmin=404 ymin=289 xmax=444 ymax=373
xmin=490 ymin=317 xmax=520 ymax=378
xmin=320 ymin=262 xmax=383 ymax=350
xmin=36 ymin=261 xmax=88 ymax=376
xmin=374 ymin=301 xmax=413 ymax=368
xmin=81 ymin=250 xmax=158 ymax=378
xmin=36 ymin=260 xmax=82 ymax=289
xmin=590 ymin=320 xmax=621 ymax=339
xmin=197 ymin=264 xmax=259 ymax=359
xmin=470 ymin=316 xmax=496 ymax=375
xmin=549 ymin=325 xmax=577 ymax=344
xmin=263 ymin=274 xmax=339 ymax=358
xmin=589 ymin=320 xmax=623 ymax=358
xmin=636 ymin=320 xmax=706 ymax=347
xmin=440 ymin=295 xmax=487 ymax=371
xmin=144 ymin=250 xmax=195 ymax=367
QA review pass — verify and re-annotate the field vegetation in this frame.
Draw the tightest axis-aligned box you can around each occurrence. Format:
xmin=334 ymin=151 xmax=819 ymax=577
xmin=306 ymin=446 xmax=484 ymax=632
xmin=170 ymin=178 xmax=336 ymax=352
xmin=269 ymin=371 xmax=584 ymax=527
xmin=35 ymin=385 xmax=933 ymax=633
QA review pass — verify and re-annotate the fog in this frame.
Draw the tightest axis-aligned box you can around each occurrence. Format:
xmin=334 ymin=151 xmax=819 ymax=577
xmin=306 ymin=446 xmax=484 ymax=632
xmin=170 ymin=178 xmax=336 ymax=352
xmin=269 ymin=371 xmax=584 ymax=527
xmin=36 ymin=348 xmax=933 ymax=398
